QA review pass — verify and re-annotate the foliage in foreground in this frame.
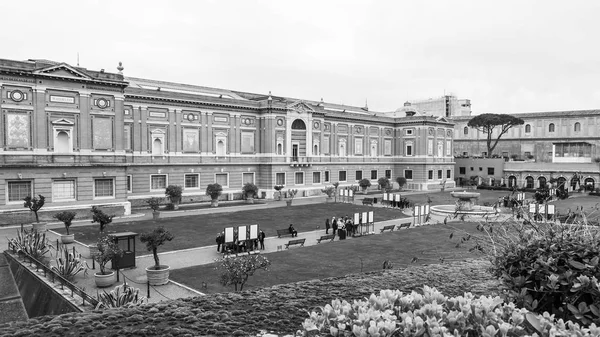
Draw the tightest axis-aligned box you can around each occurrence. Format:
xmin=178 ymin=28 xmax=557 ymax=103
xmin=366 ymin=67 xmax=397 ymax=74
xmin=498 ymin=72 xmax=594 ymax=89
xmin=215 ymin=254 xmax=270 ymax=291
xmin=8 ymin=228 xmax=52 ymax=259
xmin=51 ymin=245 xmax=88 ymax=280
xmin=301 ymin=286 xmax=600 ymax=337
xmin=96 ymin=283 xmax=146 ymax=309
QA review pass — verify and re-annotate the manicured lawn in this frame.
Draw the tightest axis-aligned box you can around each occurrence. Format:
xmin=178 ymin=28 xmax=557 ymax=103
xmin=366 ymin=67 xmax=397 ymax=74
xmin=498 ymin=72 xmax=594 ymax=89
xmin=170 ymin=221 xmax=484 ymax=294
xmin=55 ymin=203 xmax=407 ymax=255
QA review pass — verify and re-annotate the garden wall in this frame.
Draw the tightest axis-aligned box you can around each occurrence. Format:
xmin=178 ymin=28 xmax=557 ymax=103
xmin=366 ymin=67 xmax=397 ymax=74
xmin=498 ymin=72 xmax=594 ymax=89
xmin=0 ymin=203 xmax=127 ymax=226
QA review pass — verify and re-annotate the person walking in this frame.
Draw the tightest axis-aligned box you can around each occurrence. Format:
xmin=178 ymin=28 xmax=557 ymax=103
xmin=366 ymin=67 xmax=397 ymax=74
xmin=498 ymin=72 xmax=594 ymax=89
xmin=258 ymin=230 xmax=266 ymax=250
xmin=325 ymin=218 xmax=330 ymax=234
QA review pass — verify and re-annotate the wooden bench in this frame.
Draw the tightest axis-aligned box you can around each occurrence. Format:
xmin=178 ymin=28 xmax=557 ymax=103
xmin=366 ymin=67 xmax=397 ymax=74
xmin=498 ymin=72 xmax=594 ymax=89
xmin=362 ymin=197 xmax=374 ymax=206
xmin=316 ymin=234 xmax=334 ymax=243
xmin=276 ymin=229 xmax=294 ymax=238
xmin=379 ymin=225 xmax=395 ymax=233
xmin=285 ymin=238 xmax=306 ymax=249
xmin=396 ymin=222 xmax=411 ymax=230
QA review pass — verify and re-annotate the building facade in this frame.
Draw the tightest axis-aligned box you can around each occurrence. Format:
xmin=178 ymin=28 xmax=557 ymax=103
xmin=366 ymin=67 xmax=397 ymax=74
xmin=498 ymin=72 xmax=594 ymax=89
xmin=452 ymin=110 xmax=600 ymax=190
xmin=0 ymin=58 xmax=455 ymax=218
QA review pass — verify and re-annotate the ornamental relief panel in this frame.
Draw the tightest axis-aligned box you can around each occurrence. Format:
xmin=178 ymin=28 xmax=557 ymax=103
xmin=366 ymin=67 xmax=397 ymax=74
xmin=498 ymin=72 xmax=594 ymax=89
xmin=2 ymin=86 xmax=33 ymax=106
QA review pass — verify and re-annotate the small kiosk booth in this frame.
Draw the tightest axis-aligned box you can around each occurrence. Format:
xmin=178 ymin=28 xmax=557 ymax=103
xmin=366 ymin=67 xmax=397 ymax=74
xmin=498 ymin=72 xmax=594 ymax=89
xmin=110 ymin=232 xmax=138 ymax=269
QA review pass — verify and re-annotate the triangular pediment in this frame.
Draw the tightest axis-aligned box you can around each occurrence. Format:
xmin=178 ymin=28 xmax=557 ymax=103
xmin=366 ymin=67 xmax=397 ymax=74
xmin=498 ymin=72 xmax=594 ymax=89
xmin=34 ymin=63 xmax=92 ymax=80
xmin=287 ymin=100 xmax=315 ymax=114
xmin=52 ymin=118 xmax=75 ymax=126
xmin=436 ymin=116 xmax=448 ymax=123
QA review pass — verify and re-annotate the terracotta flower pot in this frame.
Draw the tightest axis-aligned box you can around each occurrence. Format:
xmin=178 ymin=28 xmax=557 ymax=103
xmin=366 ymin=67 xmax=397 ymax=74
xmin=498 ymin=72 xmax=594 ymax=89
xmin=61 ymin=234 xmax=75 ymax=244
xmin=245 ymin=197 xmax=254 ymax=204
xmin=146 ymin=265 xmax=170 ymax=286
xmin=152 ymin=211 xmax=160 ymax=220
xmin=94 ymin=271 xmax=116 ymax=288
xmin=210 ymin=199 xmax=219 ymax=207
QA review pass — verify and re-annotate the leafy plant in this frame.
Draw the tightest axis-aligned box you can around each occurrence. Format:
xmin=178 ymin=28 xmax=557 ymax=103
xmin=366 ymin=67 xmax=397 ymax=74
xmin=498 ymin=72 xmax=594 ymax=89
xmin=23 ymin=195 xmax=45 ymax=223
xmin=91 ymin=206 xmax=114 ymax=234
xmin=51 ymin=245 xmax=88 ymax=280
xmin=92 ymin=235 xmax=123 ymax=275
xmin=273 ymin=185 xmax=284 ymax=191
xmin=286 ymin=189 xmax=298 ymax=199
xmin=8 ymin=228 xmax=52 ymax=259
xmin=96 ymin=283 xmax=146 ymax=309
xmin=242 ymin=182 xmax=258 ymax=199
xmin=377 ymin=177 xmax=390 ymax=190
xmin=395 ymin=177 xmax=407 ymax=190
xmin=215 ymin=255 xmax=270 ymax=291
xmin=165 ymin=185 xmax=183 ymax=203
xmin=146 ymin=197 xmax=161 ymax=212
xmin=206 ymin=183 xmax=223 ymax=200
xmin=54 ymin=211 xmax=76 ymax=235
xmin=321 ymin=186 xmax=336 ymax=198
xmin=358 ymin=179 xmax=371 ymax=190
xmin=332 ymin=182 xmax=340 ymax=202
xmin=140 ymin=227 xmax=174 ymax=269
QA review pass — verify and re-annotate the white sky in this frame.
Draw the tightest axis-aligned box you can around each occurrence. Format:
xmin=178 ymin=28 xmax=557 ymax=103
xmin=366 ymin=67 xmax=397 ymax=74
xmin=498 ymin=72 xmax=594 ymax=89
xmin=2 ymin=0 xmax=600 ymax=114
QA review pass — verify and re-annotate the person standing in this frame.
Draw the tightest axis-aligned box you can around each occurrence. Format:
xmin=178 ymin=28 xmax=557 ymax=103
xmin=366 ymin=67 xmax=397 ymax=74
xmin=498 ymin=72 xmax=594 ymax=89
xmin=325 ymin=218 xmax=330 ymax=234
xmin=332 ymin=217 xmax=338 ymax=238
xmin=216 ymin=232 xmax=223 ymax=252
xmin=258 ymin=230 xmax=266 ymax=250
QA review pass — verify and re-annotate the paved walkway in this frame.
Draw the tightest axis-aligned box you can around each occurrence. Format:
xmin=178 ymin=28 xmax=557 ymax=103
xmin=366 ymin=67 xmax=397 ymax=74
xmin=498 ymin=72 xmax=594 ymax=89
xmin=0 ymin=189 xmax=457 ymax=306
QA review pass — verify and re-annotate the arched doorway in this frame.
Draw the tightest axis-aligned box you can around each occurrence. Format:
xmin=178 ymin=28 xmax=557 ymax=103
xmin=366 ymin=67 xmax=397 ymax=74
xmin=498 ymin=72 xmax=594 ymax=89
xmin=525 ymin=176 xmax=534 ymax=189
xmin=508 ymin=176 xmax=517 ymax=188
xmin=291 ymin=119 xmax=307 ymax=159
xmin=585 ymin=177 xmax=595 ymax=191
xmin=538 ymin=176 xmax=547 ymax=189
xmin=55 ymin=131 xmax=70 ymax=153
xmin=557 ymin=177 xmax=567 ymax=190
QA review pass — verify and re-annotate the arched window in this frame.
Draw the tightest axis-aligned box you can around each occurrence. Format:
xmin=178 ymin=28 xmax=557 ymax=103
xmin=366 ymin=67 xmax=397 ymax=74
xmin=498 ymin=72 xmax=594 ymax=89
xmin=585 ymin=178 xmax=595 ymax=190
xmin=571 ymin=176 xmax=580 ymax=189
xmin=525 ymin=176 xmax=534 ymax=189
xmin=152 ymin=138 xmax=163 ymax=156
xmin=313 ymin=144 xmax=319 ymax=156
xmin=291 ymin=119 xmax=306 ymax=130
xmin=574 ymin=122 xmax=581 ymax=132
xmin=538 ymin=176 xmax=547 ymax=189
xmin=525 ymin=124 xmax=531 ymax=133
xmin=216 ymin=140 xmax=225 ymax=156
xmin=55 ymin=131 xmax=70 ymax=153
xmin=277 ymin=143 xmax=283 ymax=155
xmin=508 ymin=176 xmax=517 ymax=188
xmin=463 ymin=126 xmax=468 ymax=135
xmin=548 ymin=123 xmax=555 ymax=132
xmin=557 ymin=177 xmax=567 ymax=190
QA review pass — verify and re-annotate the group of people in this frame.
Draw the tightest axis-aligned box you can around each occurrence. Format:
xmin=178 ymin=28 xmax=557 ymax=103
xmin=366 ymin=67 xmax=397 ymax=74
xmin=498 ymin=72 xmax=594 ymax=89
xmin=325 ymin=215 xmax=356 ymax=237
xmin=216 ymin=229 xmax=266 ymax=253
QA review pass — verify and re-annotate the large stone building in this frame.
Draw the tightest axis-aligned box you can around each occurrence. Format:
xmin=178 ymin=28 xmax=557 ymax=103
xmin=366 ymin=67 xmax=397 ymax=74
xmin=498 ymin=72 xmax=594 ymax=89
xmin=452 ymin=110 xmax=600 ymax=190
xmin=0 ymin=58 xmax=455 ymax=218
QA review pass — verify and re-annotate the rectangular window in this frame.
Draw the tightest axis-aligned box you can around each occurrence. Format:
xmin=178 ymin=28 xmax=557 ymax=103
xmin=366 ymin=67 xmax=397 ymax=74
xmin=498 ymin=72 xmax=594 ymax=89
xmin=405 ymin=129 xmax=413 ymax=135
xmin=7 ymin=181 xmax=32 ymax=203
xmin=447 ymin=170 xmax=451 ymax=179
xmin=127 ymin=175 xmax=132 ymax=193
xmin=94 ymin=178 xmax=114 ymax=198
xmin=324 ymin=171 xmax=330 ymax=183
xmin=313 ymin=171 xmax=321 ymax=184
xmin=385 ymin=170 xmax=391 ymax=179
xmin=370 ymin=170 xmax=377 ymax=180
xmin=428 ymin=170 xmax=433 ymax=180
xmin=185 ymin=174 xmax=199 ymax=189
xmin=405 ymin=170 xmax=413 ymax=180
xmin=355 ymin=170 xmax=362 ymax=181
xmin=502 ymin=152 xmax=509 ymax=158
xmin=487 ymin=168 xmax=495 ymax=175
xmin=151 ymin=175 xmax=167 ymax=190
xmin=53 ymin=180 xmax=75 ymax=201
xmin=295 ymin=172 xmax=304 ymax=185
xmin=459 ymin=167 xmax=466 ymax=174
xmin=275 ymin=172 xmax=285 ymax=186
xmin=406 ymin=144 xmax=413 ymax=156
xmin=437 ymin=170 xmax=442 ymax=179
xmin=339 ymin=171 xmax=347 ymax=182
xmin=242 ymin=172 xmax=254 ymax=185
xmin=354 ymin=138 xmax=363 ymax=155
xmin=215 ymin=173 xmax=229 ymax=187
xmin=470 ymin=167 xmax=474 ymax=171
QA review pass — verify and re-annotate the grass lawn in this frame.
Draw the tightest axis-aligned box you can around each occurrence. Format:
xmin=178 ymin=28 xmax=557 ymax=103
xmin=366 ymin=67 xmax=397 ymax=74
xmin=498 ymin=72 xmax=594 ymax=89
xmin=55 ymin=203 xmax=407 ymax=255
xmin=170 ymin=221 xmax=484 ymax=294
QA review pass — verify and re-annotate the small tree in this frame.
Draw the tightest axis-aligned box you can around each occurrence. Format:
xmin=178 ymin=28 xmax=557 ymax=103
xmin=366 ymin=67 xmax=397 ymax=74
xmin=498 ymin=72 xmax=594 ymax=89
xmin=91 ymin=206 xmax=114 ymax=234
xmin=242 ymin=182 xmax=259 ymax=199
xmin=286 ymin=189 xmax=298 ymax=199
xmin=321 ymin=186 xmax=336 ymax=198
xmin=377 ymin=177 xmax=390 ymax=190
xmin=93 ymin=235 xmax=123 ymax=275
xmin=23 ymin=195 xmax=45 ymax=223
xmin=140 ymin=227 xmax=174 ymax=270
xmin=206 ymin=183 xmax=223 ymax=201
xmin=358 ymin=178 xmax=371 ymax=192
xmin=396 ymin=177 xmax=407 ymax=190
xmin=146 ymin=197 xmax=161 ymax=212
xmin=54 ymin=211 xmax=76 ymax=235
xmin=467 ymin=113 xmax=525 ymax=158
xmin=165 ymin=185 xmax=183 ymax=209
xmin=215 ymin=255 xmax=270 ymax=291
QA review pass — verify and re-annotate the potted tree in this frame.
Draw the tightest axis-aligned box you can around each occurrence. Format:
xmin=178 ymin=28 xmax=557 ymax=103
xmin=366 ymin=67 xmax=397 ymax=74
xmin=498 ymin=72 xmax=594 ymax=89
xmin=206 ymin=183 xmax=223 ymax=207
xmin=92 ymin=235 xmax=123 ymax=288
xmin=140 ymin=226 xmax=174 ymax=286
xmin=377 ymin=177 xmax=390 ymax=191
xmin=242 ymin=182 xmax=259 ymax=204
xmin=273 ymin=185 xmax=284 ymax=201
xmin=165 ymin=185 xmax=183 ymax=210
xmin=285 ymin=189 xmax=298 ymax=207
xmin=24 ymin=195 xmax=46 ymax=232
xmin=321 ymin=186 xmax=336 ymax=203
xmin=396 ymin=177 xmax=407 ymax=191
xmin=91 ymin=206 xmax=114 ymax=234
xmin=147 ymin=197 xmax=161 ymax=220
xmin=358 ymin=178 xmax=371 ymax=194
xmin=54 ymin=211 xmax=76 ymax=244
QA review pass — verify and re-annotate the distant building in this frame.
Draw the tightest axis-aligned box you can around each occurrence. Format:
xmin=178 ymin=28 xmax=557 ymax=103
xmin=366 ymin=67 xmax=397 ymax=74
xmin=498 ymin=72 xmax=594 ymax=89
xmin=402 ymin=96 xmax=471 ymax=118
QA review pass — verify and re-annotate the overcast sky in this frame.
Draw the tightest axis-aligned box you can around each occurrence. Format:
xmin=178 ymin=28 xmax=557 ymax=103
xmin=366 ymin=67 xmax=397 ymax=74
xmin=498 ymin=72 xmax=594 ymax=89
xmin=3 ymin=0 xmax=599 ymax=114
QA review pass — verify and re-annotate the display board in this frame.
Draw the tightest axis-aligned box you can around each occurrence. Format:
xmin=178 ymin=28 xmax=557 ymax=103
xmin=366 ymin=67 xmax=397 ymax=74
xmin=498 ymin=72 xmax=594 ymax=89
xmin=224 ymin=227 xmax=235 ymax=243
xmin=238 ymin=225 xmax=248 ymax=241
xmin=249 ymin=224 xmax=259 ymax=240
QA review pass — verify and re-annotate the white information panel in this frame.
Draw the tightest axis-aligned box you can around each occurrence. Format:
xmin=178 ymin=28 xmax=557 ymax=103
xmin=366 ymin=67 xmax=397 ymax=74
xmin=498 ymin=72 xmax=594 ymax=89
xmin=343 ymin=190 xmax=348 ymax=197
xmin=238 ymin=225 xmax=247 ymax=241
xmin=529 ymin=204 xmax=536 ymax=213
xmin=394 ymin=194 xmax=400 ymax=202
xmin=368 ymin=211 xmax=374 ymax=223
xmin=383 ymin=193 xmax=388 ymax=201
xmin=225 ymin=227 xmax=235 ymax=243
xmin=547 ymin=204 xmax=555 ymax=215
xmin=249 ymin=224 xmax=259 ymax=239
xmin=349 ymin=190 xmax=353 ymax=197
xmin=354 ymin=213 xmax=360 ymax=224
xmin=361 ymin=212 xmax=368 ymax=224
xmin=339 ymin=189 xmax=344 ymax=196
